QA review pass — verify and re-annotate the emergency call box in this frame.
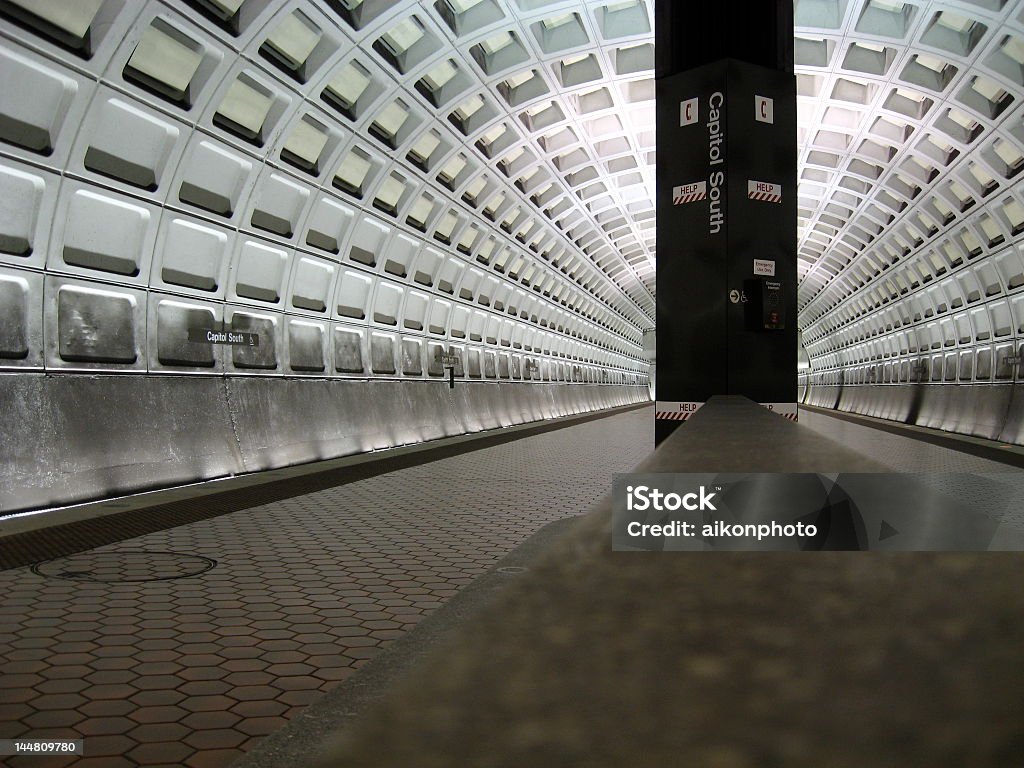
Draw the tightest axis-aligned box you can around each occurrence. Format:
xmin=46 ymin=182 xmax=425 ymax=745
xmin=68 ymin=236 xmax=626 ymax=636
xmin=744 ymin=278 xmax=786 ymax=331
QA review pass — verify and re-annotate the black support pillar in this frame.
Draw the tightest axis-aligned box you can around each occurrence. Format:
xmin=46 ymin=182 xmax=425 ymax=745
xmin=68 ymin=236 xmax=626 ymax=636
xmin=654 ymin=0 xmax=797 ymax=444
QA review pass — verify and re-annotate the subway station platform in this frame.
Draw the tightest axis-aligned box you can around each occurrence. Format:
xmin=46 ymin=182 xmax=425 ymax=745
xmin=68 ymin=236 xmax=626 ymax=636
xmin=2 ymin=403 xmax=1023 ymax=768
xmin=0 ymin=405 xmax=653 ymax=768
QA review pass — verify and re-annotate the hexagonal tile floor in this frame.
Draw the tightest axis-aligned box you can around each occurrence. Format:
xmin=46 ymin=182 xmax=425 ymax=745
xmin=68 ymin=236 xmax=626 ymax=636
xmin=0 ymin=406 xmax=653 ymax=768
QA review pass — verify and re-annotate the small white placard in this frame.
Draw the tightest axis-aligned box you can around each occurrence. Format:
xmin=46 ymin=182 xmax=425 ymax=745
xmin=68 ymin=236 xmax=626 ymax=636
xmin=753 ymin=259 xmax=776 ymax=277
xmin=755 ymin=95 xmax=774 ymax=124
xmin=748 ymin=180 xmax=782 ymax=202
xmin=680 ymin=98 xmax=698 ymax=127
xmin=655 ymin=402 xmax=704 ymax=421
xmin=672 ymin=180 xmax=707 ymax=204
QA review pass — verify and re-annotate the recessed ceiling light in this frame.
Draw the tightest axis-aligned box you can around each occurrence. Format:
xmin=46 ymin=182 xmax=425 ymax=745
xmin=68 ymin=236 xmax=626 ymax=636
xmin=543 ymin=12 xmax=576 ymax=30
xmin=452 ymin=94 xmax=485 ymax=121
xmin=216 ymin=77 xmax=273 ymax=135
xmin=1001 ymin=36 xmax=1024 ymax=65
xmin=127 ymin=22 xmax=203 ymax=97
xmin=971 ymin=76 xmax=1006 ymax=102
xmin=935 ymin=11 xmax=972 ymax=34
xmin=479 ymin=31 xmax=514 ymax=55
xmin=375 ymin=175 xmax=406 ymax=209
xmin=869 ymin=0 xmax=905 ymax=12
xmin=381 ymin=17 xmax=424 ymax=56
xmin=283 ymin=119 xmax=329 ymax=168
xmin=10 ymin=0 xmax=104 ymax=39
xmin=421 ymin=60 xmax=458 ymax=90
xmin=438 ymin=155 xmax=467 ymax=185
xmin=409 ymin=132 xmax=441 ymax=164
xmin=504 ymin=70 xmax=535 ymax=89
xmin=335 ymin=150 xmax=372 ymax=191
xmin=264 ymin=12 xmax=321 ymax=68
xmin=325 ymin=62 xmax=370 ymax=109
xmin=373 ymin=101 xmax=410 ymax=138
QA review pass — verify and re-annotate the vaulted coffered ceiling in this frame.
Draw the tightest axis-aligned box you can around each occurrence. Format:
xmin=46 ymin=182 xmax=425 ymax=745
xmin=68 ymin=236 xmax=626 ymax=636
xmin=795 ymin=0 xmax=1024 ymax=340
xmin=6 ymin=0 xmax=1024 ymax=353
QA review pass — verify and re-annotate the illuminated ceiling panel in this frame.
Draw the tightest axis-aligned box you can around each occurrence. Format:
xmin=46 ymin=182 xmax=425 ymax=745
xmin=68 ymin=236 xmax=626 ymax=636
xmin=10 ymin=0 xmax=1023 ymax=360
xmin=795 ymin=0 xmax=1024 ymax=358
xmin=326 ymin=0 xmax=660 ymax=324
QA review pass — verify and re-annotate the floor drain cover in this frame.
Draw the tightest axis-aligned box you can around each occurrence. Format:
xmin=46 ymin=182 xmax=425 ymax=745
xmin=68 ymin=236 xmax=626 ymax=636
xmin=32 ymin=550 xmax=217 ymax=582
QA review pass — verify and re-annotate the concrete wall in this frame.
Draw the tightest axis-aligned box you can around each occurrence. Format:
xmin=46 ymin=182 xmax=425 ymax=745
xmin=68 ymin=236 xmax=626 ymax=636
xmin=802 ymin=381 xmax=1024 ymax=445
xmin=0 ymin=2 xmax=656 ymax=516
xmin=1 ymin=375 xmax=648 ymax=514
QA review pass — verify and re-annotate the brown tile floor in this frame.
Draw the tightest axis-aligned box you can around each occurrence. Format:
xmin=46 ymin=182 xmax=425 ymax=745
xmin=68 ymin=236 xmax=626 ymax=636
xmin=0 ymin=407 xmax=653 ymax=768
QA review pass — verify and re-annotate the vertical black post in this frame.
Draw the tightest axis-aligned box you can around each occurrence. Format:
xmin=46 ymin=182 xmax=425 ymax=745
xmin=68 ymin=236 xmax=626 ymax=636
xmin=449 ymin=365 xmax=455 ymax=389
xmin=655 ymin=1 xmax=796 ymax=444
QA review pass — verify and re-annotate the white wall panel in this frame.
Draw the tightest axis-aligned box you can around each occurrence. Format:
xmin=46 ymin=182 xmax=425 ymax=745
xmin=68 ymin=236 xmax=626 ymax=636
xmin=248 ymin=169 xmax=311 ymax=239
xmin=0 ymin=265 xmax=42 ymax=369
xmin=304 ymin=194 xmax=355 ymax=256
xmin=173 ymin=135 xmax=255 ymax=220
xmin=153 ymin=213 xmax=233 ymax=297
xmin=286 ymin=317 xmax=328 ymax=374
xmin=0 ymin=40 xmax=90 ymax=168
xmin=230 ymin=237 xmax=289 ymax=306
xmin=149 ymin=294 xmax=223 ymax=373
xmin=288 ymin=254 xmax=336 ymax=315
xmin=52 ymin=183 xmax=157 ymax=283
xmin=72 ymin=90 xmax=185 ymax=196
xmin=0 ymin=159 xmax=56 ymax=270
xmin=44 ymin=275 xmax=146 ymax=371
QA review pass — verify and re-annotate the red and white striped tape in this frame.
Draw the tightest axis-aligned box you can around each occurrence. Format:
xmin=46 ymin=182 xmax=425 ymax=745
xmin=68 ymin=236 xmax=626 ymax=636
xmin=673 ymin=192 xmax=707 ymax=205
xmin=656 ymin=402 xmax=798 ymax=422
xmin=655 ymin=411 xmax=691 ymax=421
xmin=761 ymin=403 xmax=799 ymax=422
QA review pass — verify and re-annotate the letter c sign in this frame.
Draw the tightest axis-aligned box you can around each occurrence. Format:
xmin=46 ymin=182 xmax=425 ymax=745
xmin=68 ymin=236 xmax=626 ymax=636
xmin=680 ymin=97 xmax=698 ymax=127
xmin=755 ymin=95 xmax=774 ymax=124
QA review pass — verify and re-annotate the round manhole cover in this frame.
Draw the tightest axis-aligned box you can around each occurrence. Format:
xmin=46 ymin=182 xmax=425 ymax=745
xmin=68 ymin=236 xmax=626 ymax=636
xmin=32 ymin=551 xmax=217 ymax=583
xmin=497 ymin=566 xmax=527 ymax=574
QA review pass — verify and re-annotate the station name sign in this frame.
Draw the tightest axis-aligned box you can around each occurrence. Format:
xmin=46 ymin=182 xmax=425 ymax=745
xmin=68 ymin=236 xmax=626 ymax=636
xmin=188 ymin=328 xmax=260 ymax=346
xmin=707 ymin=92 xmax=725 ymax=235
xmin=678 ymin=91 xmax=726 ymax=235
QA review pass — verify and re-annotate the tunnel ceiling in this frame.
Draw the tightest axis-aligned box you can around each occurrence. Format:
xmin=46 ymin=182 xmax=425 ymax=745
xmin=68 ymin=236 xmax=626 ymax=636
xmin=0 ymin=0 xmax=658 ymax=378
xmin=3 ymin=0 xmax=1023 ymax=358
xmin=795 ymin=0 xmax=1024 ymax=347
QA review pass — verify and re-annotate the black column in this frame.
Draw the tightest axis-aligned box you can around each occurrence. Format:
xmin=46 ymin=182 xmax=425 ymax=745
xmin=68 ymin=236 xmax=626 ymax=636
xmin=654 ymin=1 xmax=796 ymax=444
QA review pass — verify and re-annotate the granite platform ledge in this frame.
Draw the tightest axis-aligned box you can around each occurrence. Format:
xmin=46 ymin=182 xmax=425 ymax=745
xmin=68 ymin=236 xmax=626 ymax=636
xmin=273 ymin=398 xmax=1024 ymax=767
